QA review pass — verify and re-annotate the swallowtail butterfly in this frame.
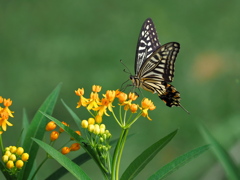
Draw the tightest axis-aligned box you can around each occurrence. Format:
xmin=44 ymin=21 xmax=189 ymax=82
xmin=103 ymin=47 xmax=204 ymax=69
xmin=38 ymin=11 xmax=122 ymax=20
xmin=130 ymin=18 xmax=188 ymax=113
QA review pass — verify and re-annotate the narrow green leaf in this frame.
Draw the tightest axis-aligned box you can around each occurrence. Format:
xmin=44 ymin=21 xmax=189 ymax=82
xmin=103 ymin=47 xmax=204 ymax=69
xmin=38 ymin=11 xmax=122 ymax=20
xmin=46 ymin=153 xmax=91 ymax=180
xmin=120 ymin=129 xmax=178 ymax=180
xmin=148 ymin=144 xmax=210 ymax=180
xmin=61 ymin=99 xmax=82 ymax=130
xmin=199 ymin=123 xmax=240 ymax=180
xmin=33 ymin=138 xmax=91 ymax=180
xmin=20 ymin=108 xmax=29 ymax=146
xmin=41 ymin=112 xmax=110 ymax=177
xmin=20 ymin=83 xmax=62 ymax=180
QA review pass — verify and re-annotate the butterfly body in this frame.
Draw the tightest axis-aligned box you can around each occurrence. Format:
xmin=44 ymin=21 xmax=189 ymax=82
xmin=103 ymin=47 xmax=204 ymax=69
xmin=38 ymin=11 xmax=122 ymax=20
xmin=130 ymin=18 xmax=187 ymax=111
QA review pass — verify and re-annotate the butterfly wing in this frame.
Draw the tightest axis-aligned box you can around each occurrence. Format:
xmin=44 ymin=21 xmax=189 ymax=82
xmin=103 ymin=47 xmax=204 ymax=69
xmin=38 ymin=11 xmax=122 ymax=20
xmin=140 ymin=42 xmax=180 ymax=83
xmin=135 ymin=18 xmax=161 ymax=75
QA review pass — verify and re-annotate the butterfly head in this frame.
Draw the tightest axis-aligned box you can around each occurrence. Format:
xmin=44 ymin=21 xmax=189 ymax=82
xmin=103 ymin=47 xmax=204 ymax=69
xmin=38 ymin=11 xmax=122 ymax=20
xmin=130 ymin=75 xmax=140 ymax=88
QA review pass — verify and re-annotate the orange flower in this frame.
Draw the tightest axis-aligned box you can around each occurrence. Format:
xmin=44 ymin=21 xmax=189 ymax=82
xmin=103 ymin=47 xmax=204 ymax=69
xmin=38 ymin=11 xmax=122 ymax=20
xmin=3 ymin=98 xmax=12 ymax=107
xmin=92 ymin=85 xmax=102 ymax=92
xmin=61 ymin=147 xmax=70 ymax=155
xmin=50 ymin=131 xmax=59 ymax=141
xmin=130 ymin=104 xmax=138 ymax=113
xmin=116 ymin=90 xmax=127 ymax=103
xmin=140 ymin=98 xmax=156 ymax=120
xmin=59 ymin=121 xmax=69 ymax=132
xmin=70 ymin=143 xmax=81 ymax=151
xmin=75 ymin=88 xmax=89 ymax=108
xmin=45 ymin=121 xmax=56 ymax=131
xmin=128 ymin=92 xmax=138 ymax=101
xmin=70 ymin=131 xmax=81 ymax=140
xmin=87 ymin=92 xmax=100 ymax=110
xmin=105 ymin=90 xmax=115 ymax=102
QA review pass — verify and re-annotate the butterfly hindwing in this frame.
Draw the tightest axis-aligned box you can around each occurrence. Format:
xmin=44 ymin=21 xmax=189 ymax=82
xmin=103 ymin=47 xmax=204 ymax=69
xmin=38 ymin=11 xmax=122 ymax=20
xmin=140 ymin=42 xmax=180 ymax=82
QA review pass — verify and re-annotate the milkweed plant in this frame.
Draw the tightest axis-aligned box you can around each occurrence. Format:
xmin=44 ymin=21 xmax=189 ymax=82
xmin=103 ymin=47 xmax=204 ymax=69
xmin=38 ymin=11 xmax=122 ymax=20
xmin=0 ymin=84 xmax=211 ymax=180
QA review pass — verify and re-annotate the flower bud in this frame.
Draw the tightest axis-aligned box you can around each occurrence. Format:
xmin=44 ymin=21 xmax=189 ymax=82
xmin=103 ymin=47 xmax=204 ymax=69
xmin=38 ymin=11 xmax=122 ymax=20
xmin=61 ymin=147 xmax=70 ymax=155
xmin=16 ymin=160 xmax=24 ymax=169
xmin=50 ymin=131 xmax=59 ymax=141
xmin=70 ymin=143 xmax=80 ymax=151
xmin=88 ymin=118 xmax=95 ymax=125
xmin=21 ymin=153 xmax=29 ymax=161
xmin=95 ymin=115 xmax=102 ymax=124
xmin=16 ymin=147 xmax=24 ymax=155
xmin=9 ymin=154 xmax=16 ymax=161
xmin=6 ymin=160 xmax=14 ymax=169
xmin=46 ymin=121 xmax=56 ymax=131
xmin=2 ymin=155 xmax=8 ymax=163
xmin=81 ymin=120 xmax=88 ymax=128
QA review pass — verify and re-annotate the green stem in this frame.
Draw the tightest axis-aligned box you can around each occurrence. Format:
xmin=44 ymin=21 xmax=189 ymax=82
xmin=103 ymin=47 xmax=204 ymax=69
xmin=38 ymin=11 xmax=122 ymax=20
xmin=0 ymin=134 xmax=4 ymax=154
xmin=111 ymin=128 xmax=129 ymax=180
xmin=30 ymin=156 xmax=48 ymax=180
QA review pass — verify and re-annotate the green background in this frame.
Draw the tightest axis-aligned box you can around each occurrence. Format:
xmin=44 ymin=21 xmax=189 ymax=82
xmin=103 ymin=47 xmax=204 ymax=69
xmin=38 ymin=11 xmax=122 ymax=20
xmin=1 ymin=0 xmax=240 ymax=179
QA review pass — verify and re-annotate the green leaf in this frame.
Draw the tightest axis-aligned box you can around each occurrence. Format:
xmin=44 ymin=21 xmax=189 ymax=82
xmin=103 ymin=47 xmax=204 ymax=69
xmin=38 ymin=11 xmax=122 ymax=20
xmin=61 ymin=99 xmax=82 ymax=130
xmin=120 ymin=129 xmax=178 ymax=180
xmin=20 ymin=108 xmax=29 ymax=146
xmin=19 ymin=83 xmax=62 ymax=180
xmin=199 ymin=123 xmax=240 ymax=180
xmin=41 ymin=112 xmax=110 ymax=177
xmin=45 ymin=152 xmax=91 ymax=180
xmin=33 ymin=138 xmax=91 ymax=180
xmin=148 ymin=144 xmax=210 ymax=180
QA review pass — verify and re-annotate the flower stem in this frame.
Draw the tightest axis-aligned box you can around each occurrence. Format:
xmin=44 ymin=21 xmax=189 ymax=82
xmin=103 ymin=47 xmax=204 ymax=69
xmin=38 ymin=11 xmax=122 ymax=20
xmin=30 ymin=156 xmax=48 ymax=180
xmin=0 ymin=134 xmax=4 ymax=153
xmin=111 ymin=127 xmax=129 ymax=180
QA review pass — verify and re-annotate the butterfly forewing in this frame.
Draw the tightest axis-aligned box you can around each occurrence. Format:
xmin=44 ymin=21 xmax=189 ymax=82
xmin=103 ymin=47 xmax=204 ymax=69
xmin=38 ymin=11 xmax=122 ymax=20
xmin=135 ymin=18 xmax=161 ymax=74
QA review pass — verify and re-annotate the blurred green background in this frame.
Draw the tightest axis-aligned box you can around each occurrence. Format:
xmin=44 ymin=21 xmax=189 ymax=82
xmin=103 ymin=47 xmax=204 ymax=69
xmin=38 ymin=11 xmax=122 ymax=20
xmin=1 ymin=0 xmax=240 ymax=179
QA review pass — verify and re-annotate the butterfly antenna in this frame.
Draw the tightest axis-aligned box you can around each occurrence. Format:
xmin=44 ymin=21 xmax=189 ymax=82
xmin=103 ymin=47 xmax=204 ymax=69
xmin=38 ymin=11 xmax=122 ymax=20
xmin=120 ymin=60 xmax=132 ymax=75
xmin=179 ymin=103 xmax=190 ymax=114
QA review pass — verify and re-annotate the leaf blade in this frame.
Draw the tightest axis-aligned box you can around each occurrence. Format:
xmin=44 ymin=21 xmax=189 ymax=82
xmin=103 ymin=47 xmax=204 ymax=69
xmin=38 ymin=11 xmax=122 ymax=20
xmin=120 ymin=129 xmax=178 ymax=180
xmin=148 ymin=144 xmax=210 ymax=180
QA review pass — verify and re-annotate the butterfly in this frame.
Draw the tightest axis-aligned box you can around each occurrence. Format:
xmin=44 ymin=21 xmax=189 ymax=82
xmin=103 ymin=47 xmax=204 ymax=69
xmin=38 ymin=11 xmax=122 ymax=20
xmin=129 ymin=18 xmax=188 ymax=113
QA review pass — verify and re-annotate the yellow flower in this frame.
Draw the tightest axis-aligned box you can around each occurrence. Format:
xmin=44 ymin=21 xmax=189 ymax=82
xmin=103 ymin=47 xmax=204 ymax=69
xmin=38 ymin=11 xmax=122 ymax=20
xmin=0 ymin=111 xmax=13 ymax=132
xmin=81 ymin=120 xmax=88 ymax=128
xmin=93 ymin=98 xmax=110 ymax=116
xmin=105 ymin=90 xmax=115 ymax=102
xmin=75 ymin=88 xmax=89 ymax=108
xmin=95 ymin=115 xmax=102 ymax=124
xmin=0 ymin=97 xmax=14 ymax=133
xmin=87 ymin=92 xmax=100 ymax=110
xmin=16 ymin=160 xmax=24 ymax=169
xmin=6 ymin=160 xmax=14 ymax=169
xmin=92 ymin=85 xmax=102 ymax=92
xmin=21 ymin=153 xmax=29 ymax=161
xmin=128 ymin=92 xmax=138 ymax=101
xmin=140 ymin=98 xmax=156 ymax=120
xmin=88 ymin=117 xmax=95 ymax=125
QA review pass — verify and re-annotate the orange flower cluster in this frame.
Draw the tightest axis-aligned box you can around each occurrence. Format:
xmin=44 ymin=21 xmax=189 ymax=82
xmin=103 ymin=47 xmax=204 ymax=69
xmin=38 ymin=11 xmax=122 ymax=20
xmin=0 ymin=96 xmax=14 ymax=134
xmin=45 ymin=121 xmax=81 ymax=155
xmin=75 ymin=85 xmax=156 ymax=120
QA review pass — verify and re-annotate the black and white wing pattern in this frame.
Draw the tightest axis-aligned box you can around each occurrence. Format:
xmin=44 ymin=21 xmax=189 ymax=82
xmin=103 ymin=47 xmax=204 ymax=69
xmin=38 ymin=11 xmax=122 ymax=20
xmin=135 ymin=18 xmax=161 ymax=74
xmin=130 ymin=18 xmax=188 ymax=113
